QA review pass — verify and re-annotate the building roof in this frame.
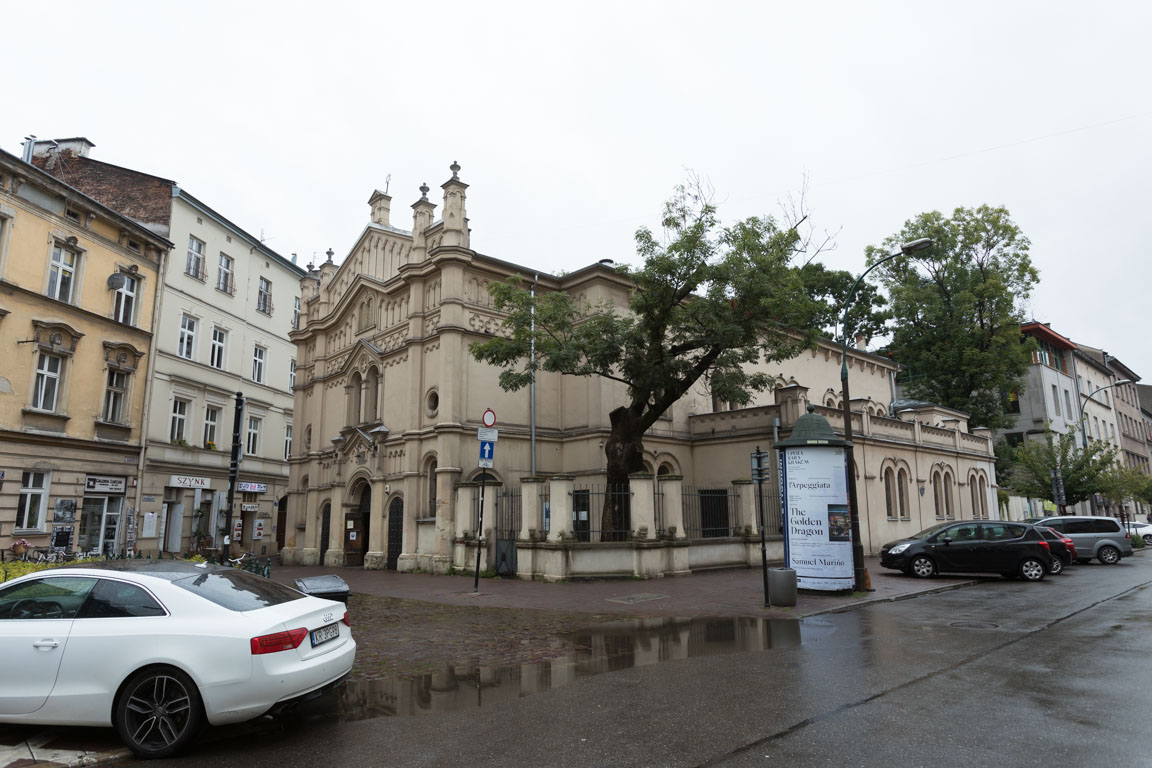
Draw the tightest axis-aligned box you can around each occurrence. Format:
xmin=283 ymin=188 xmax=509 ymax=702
xmin=1020 ymin=321 xmax=1076 ymax=350
xmin=0 ymin=148 xmax=173 ymax=248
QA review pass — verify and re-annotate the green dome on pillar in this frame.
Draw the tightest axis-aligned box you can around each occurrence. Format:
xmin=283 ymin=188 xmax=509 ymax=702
xmin=775 ymin=404 xmax=852 ymax=449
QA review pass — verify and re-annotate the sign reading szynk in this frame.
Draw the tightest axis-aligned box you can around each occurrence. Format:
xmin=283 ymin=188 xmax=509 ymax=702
xmin=169 ymin=475 xmax=211 ymax=489
xmin=778 ymin=446 xmax=852 ymax=591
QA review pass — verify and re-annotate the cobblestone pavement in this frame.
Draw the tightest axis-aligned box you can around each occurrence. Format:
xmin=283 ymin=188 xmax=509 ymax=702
xmin=1 ymin=558 xmax=979 ymax=767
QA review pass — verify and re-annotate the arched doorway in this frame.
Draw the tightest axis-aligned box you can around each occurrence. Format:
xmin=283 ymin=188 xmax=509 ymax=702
xmin=345 ymin=482 xmax=371 ymax=567
xmin=319 ymin=503 xmax=331 ymax=564
xmin=386 ymin=497 xmax=403 ymax=570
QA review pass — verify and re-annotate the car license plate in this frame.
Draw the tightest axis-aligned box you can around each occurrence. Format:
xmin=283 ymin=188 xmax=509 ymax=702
xmin=311 ymin=623 xmax=340 ymax=647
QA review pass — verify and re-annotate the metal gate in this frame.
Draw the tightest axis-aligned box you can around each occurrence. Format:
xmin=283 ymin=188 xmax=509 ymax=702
xmin=494 ymin=489 xmax=520 ymax=577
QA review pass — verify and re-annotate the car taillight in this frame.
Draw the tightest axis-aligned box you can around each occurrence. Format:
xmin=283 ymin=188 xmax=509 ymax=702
xmin=251 ymin=627 xmax=308 ymax=655
xmin=1037 ymin=540 xmax=1050 ymax=551
xmin=342 ymin=611 xmax=350 ymax=627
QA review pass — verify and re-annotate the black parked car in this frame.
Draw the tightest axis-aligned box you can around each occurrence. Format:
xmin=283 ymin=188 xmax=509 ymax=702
xmin=879 ymin=520 xmax=1054 ymax=582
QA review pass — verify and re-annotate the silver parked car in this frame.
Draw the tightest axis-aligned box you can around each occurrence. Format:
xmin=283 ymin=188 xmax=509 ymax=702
xmin=1025 ymin=515 xmax=1133 ymax=564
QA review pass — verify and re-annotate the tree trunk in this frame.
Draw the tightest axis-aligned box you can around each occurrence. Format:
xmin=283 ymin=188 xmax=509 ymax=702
xmin=602 ymin=406 xmax=646 ymax=541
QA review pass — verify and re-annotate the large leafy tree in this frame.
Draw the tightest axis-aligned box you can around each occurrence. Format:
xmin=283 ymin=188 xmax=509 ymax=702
xmin=1008 ymin=430 xmax=1116 ymax=510
xmin=471 ymin=184 xmax=826 ymax=512
xmin=800 ymin=262 xmax=889 ymax=345
xmin=866 ymin=205 xmax=1039 ymax=430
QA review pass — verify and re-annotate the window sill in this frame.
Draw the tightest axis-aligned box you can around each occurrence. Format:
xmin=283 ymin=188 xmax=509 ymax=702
xmin=12 ymin=529 xmax=48 ymax=536
xmin=185 ymin=270 xmax=207 ymax=282
xmin=416 ymin=517 xmax=437 ymax=523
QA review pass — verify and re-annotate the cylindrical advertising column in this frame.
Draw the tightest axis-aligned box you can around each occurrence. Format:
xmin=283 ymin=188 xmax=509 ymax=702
xmin=774 ymin=405 xmax=854 ymax=592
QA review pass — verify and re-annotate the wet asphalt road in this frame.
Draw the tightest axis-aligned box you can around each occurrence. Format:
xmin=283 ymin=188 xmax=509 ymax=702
xmin=117 ymin=557 xmax=1152 ymax=768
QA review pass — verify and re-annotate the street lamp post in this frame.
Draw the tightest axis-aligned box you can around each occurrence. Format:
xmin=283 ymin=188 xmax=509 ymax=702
xmin=1077 ymin=378 xmax=1131 ymax=516
xmin=839 ymin=237 xmax=933 ymax=592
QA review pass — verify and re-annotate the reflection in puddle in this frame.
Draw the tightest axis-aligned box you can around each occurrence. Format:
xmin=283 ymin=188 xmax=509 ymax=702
xmin=318 ymin=616 xmax=833 ymax=722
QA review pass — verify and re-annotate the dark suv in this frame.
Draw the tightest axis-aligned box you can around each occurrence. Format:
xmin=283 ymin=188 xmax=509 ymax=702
xmin=879 ymin=520 xmax=1054 ymax=581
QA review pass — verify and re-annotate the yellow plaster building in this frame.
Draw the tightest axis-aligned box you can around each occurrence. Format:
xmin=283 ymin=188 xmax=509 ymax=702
xmin=0 ymin=147 xmax=169 ymax=557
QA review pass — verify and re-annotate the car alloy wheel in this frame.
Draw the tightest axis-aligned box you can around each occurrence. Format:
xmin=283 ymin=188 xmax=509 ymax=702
xmin=1048 ymin=556 xmax=1064 ymax=576
xmin=910 ymin=555 xmax=936 ymax=579
xmin=1143 ymin=534 xmax=1152 ymax=545
xmin=1019 ymin=558 xmax=1046 ymax=582
xmin=1097 ymin=546 xmax=1121 ymax=565
xmin=115 ymin=667 xmax=203 ymax=758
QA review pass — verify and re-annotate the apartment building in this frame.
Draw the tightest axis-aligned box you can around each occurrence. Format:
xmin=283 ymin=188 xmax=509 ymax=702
xmin=30 ymin=139 xmax=303 ymax=558
xmin=0 ymin=148 xmax=170 ymax=556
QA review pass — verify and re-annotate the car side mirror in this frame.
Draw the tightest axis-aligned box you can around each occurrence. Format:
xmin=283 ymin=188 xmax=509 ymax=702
xmin=942 ymin=536 xmax=952 ymax=545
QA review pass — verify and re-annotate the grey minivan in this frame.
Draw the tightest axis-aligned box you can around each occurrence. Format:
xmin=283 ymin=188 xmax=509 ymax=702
xmin=1025 ymin=515 xmax=1133 ymax=564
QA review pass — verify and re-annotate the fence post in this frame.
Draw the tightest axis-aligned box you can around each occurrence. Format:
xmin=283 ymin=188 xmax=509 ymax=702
xmin=629 ymin=473 xmax=656 ymax=539
xmin=519 ymin=477 xmax=544 ymax=539
xmin=547 ymin=475 xmax=574 ymax=542
xmin=732 ymin=479 xmax=756 ymax=535
xmin=659 ymin=475 xmax=686 ymax=539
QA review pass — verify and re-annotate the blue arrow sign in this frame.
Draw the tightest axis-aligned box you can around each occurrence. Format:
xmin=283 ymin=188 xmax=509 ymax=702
xmin=480 ymin=441 xmax=494 ymax=460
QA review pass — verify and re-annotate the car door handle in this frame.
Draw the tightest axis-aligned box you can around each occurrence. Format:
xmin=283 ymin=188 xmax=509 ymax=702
xmin=32 ymin=639 xmax=60 ymax=649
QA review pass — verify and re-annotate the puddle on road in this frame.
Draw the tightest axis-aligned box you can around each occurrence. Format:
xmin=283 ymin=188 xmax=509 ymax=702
xmin=306 ymin=616 xmax=834 ymax=722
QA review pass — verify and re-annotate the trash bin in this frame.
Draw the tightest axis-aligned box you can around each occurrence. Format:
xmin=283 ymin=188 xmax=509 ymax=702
xmin=293 ymin=575 xmax=351 ymax=604
xmin=768 ymin=567 xmax=797 ymax=607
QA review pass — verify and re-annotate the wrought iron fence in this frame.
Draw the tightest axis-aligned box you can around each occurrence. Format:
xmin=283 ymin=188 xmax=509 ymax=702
xmin=495 ymin=489 xmax=521 ymax=540
xmin=571 ymin=485 xmax=632 ymax=542
xmin=682 ymin=486 xmax=740 ymax=539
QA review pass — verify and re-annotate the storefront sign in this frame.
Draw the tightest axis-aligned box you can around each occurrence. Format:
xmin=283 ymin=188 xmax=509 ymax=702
xmin=253 ymin=519 xmax=265 ymax=539
xmin=86 ymin=475 xmax=127 ymax=494
xmin=233 ymin=519 xmax=243 ymax=540
xmin=170 ymin=475 xmax=211 ymax=489
xmin=778 ymin=446 xmax=853 ymax=591
xmin=241 ymin=503 xmax=260 ymax=513
xmin=237 ymin=482 xmax=267 ymax=493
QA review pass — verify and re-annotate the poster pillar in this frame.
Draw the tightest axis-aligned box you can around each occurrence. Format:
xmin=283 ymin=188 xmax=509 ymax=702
xmin=774 ymin=404 xmax=854 ymax=592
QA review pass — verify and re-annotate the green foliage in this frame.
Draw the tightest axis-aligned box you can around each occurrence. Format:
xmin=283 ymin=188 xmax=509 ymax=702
xmin=867 ymin=205 xmax=1038 ymax=430
xmin=1008 ymin=430 xmax=1117 ymax=507
xmin=471 ymin=183 xmax=826 ymax=481
xmin=800 ymin=262 xmax=889 ymax=345
xmin=1 ymin=557 xmax=101 ymax=583
xmin=1097 ymin=464 xmax=1152 ymax=506
xmin=1130 ymin=531 xmax=1145 ymax=550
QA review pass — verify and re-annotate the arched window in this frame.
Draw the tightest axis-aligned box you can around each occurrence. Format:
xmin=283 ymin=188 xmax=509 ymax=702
xmin=347 ymin=372 xmax=362 ymax=426
xmin=304 ymin=425 xmax=312 ymax=451
xmin=943 ymin=471 xmax=954 ymax=518
xmin=897 ymin=468 xmax=909 ymax=519
xmin=884 ymin=468 xmax=896 ymax=519
xmin=978 ymin=476 xmax=988 ymax=519
xmin=426 ymin=458 xmax=438 ymax=518
xmin=364 ymin=368 xmax=379 ymax=422
xmin=970 ymin=482 xmax=979 ymax=520
xmin=933 ymin=470 xmax=944 ymax=518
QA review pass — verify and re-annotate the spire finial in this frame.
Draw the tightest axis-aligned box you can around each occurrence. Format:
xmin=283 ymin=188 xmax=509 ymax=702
xmin=325 ymin=248 xmax=334 ymax=264
xmin=450 ymin=160 xmax=460 ymax=180
xmin=419 ymin=182 xmax=430 ymax=200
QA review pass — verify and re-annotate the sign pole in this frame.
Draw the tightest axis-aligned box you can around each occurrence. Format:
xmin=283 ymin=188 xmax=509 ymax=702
xmin=222 ymin=391 xmax=244 ymax=563
xmin=473 ymin=474 xmax=486 ymax=592
xmin=754 ymin=446 xmax=770 ymax=607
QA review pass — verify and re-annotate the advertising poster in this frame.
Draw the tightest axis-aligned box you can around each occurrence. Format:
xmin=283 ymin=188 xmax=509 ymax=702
xmin=780 ymin=446 xmax=853 ymax=590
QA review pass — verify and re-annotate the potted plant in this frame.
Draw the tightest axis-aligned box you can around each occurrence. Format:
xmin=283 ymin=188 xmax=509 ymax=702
xmin=205 ymin=441 xmax=217 ymax=451
xmin=9 ymin=538 xmax=31 ymax=556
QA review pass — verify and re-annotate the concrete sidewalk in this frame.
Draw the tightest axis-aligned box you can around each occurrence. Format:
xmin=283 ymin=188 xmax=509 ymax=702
xmin=0 ymin=560 xmax=974 ymax=768
xmin=272 ymin=556 xmax=977 ymax=619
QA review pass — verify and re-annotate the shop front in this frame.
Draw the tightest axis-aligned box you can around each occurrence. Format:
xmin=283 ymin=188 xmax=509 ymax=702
xmin=78 ymin=475 xmax=128 ymax=557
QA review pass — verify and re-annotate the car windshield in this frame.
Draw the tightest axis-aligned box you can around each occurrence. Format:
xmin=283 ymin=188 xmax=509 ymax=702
xmin=171 ymin=568 xmax=305 ymax=612
xmin=909 ymin=522 xmax=956 ymax=539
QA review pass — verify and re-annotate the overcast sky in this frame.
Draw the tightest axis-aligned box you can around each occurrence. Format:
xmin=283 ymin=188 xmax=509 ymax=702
xmin=6 ymin=1 xmax=1149 ymax=376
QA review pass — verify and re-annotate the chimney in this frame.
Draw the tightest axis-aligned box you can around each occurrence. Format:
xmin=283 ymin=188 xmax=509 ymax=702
xmin=855 ymin=334 xmax=867 ymax=350
xmin=368 ymin=190 xmax=391 ymax=227
xmin=31 ymin=137 xmax=96 ymax=160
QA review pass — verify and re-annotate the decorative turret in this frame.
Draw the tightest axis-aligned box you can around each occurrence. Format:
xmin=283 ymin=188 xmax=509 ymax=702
xmin=368 ymin=190 xmax=391 ymax=227
xmin=440 ymin=161 xmax=469 ymax=248
xmin=411 ymin=182 xmax=437 ymax=262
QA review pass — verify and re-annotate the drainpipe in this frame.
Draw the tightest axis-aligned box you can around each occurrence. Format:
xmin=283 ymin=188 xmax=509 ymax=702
xmin=134 ymin=244 xmax=169 ymax=556
xmin=530 ymin=273 xmax=538 ymax=477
